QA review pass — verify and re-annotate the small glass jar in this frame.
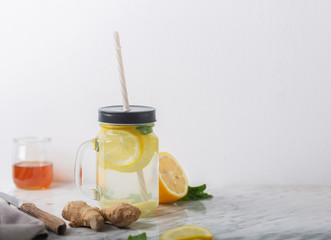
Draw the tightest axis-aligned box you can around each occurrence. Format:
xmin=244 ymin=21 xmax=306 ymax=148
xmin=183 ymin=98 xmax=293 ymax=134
xmin=12 ymin=137 xmax=53 ymax=190
xmin=75 ymin=105 xmax=159 ymax=214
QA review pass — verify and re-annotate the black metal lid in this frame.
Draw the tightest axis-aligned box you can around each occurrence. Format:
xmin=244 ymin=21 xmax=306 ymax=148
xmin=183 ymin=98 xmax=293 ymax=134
xmin=98 ymin=105 xmax=156 ymax=124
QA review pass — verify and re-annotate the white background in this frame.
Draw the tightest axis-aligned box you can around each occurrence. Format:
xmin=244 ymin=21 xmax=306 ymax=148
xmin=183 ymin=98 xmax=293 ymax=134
xmin=1 ymin=0 xmax=331 ymax=188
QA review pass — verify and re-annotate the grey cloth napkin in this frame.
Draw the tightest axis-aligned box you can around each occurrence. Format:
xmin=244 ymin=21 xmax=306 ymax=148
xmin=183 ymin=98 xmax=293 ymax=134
xmin=0 ymin=203 xmax=49 ymax=240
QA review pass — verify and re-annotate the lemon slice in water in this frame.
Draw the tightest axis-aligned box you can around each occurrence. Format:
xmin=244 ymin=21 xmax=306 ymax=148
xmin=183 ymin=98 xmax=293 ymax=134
xmin=98 ymin=130 xmax=157 ymax=172
xmin=99 ymin=198 xmax=136 ymax=209
xmin=133 ymin=200 xmax=158 ymax=216
xmin=98 ymin=130 xmax=142 ymax=170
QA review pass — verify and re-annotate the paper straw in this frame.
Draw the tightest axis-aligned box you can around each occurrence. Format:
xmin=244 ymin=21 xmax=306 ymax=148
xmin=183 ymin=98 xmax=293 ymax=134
xmin=113 ymin=32 xmax=130 ymax=112
xmin=113 ymin=31 xmax=148 ymax=202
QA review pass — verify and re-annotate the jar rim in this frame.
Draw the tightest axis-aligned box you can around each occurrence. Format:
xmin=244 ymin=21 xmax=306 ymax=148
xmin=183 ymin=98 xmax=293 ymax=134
xmin=99 ymin=122 xmax=155 ymax=126
xmin=98 ymin=105 xmax=156 ymax=124
xmin=13 ymin=136 xmax=51 ymax=144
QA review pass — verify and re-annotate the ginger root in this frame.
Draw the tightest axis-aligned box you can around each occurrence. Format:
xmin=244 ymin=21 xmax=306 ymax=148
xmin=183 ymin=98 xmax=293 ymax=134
xmin=62 ymin=201 xmax=104 ymax=231
xmin=101 ymin=203 xmax=141 ymax=227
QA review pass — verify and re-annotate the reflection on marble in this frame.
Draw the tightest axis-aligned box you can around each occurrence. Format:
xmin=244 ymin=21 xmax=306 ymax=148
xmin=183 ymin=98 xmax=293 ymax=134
xmin=5 ymin=184 xmax=331 ymax=239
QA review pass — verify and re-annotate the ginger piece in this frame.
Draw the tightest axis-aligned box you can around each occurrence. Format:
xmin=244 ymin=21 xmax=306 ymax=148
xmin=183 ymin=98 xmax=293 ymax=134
xmin=62 ymin=201 xmax=104 ymax=231
xmin=101 ymin=203 xmax=141 ymax=227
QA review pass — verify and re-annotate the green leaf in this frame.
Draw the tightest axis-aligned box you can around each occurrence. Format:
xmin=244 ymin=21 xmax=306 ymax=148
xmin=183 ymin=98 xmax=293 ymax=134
xmin=128 ymin=232 xmax=147 ymax=240
xmin=93 ymin=138 xmax=99 ymax=152
xmin=178 ymin=184 xmax=213 ymax=201
xmin=128 ymin=193 xmax=152 ymax=202
xmin=136 ymin=125 xmax=153 ymax=135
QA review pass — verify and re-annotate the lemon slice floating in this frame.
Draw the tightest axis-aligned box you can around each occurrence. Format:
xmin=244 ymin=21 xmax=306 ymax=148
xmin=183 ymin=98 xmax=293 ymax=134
xmin=99 ymin=198 xmax=136 ymax=209
xmin=133 ymin=200 xmax=158 ymax=216
xmin=98 ymin=129 xmax=156 ymax=172
xmin=99 ymin=130 xmax=141 ymax=168
xmin=161 ymin=225 xmax=213 ymax=240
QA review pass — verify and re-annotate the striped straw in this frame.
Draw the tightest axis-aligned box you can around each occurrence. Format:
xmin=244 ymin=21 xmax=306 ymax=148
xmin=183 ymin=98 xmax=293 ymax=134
xmin=113 ymin=31 xmax=148 ymax=202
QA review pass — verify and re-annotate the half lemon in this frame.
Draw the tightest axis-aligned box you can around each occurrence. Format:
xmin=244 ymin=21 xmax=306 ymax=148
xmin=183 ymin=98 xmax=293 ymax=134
xmin=159 ymin=152 xmax=188 ymax=203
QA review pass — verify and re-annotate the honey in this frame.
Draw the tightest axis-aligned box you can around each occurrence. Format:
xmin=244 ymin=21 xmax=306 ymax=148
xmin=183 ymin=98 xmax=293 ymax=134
xmin=13 ymin=161 xmax=53 ymax=190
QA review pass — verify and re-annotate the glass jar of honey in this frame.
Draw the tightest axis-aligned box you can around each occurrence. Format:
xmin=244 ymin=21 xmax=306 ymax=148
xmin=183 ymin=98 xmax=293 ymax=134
xmin=12 ymin=137 xmax=53 ymax=190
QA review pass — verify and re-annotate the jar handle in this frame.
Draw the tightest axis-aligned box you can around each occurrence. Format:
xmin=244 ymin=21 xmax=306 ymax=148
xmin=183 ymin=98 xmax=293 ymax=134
xmin=74 ymin=139 xmax=100 ymax=200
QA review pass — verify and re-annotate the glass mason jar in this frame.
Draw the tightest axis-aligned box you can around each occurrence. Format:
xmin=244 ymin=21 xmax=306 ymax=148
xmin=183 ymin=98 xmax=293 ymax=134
xmin=75 ymin=105 xmax=159 ymax=214
xmin=12 ymin=137 xmax=53 ymax=190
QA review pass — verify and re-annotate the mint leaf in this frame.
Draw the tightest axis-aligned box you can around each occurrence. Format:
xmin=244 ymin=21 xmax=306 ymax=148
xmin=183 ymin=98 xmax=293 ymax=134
xmin=136 ymin=125 xmax=153 ymax=135
xmin=128 ymin=193 xmax=152 ymax=202
xmin=128 ymin=232 xmax=147 ymax=240
xmin=178 ymin=184 xmax=213 ymax=201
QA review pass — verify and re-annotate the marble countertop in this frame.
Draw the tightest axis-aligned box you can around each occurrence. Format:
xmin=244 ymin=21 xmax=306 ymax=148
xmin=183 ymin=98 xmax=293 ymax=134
xmin=5 ymin=183 xmax=331 ymax=240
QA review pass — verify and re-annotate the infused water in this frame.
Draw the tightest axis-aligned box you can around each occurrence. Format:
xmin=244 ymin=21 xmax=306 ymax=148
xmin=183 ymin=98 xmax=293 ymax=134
xmin=97 ymin=124 xmax=159 ymax=213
